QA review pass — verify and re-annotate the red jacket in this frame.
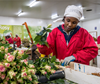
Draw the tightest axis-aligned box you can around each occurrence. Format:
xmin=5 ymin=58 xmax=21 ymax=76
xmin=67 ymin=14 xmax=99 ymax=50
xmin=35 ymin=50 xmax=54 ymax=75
xmin=37 ymin=24 xmax=98 ymax=65
xmin=97 ymin=36 xmax=100 ymax=44
xmin=14 ymin=37 xmax=21 ymax=47
xmin=6 ymin=37 xmax=13 ymax=44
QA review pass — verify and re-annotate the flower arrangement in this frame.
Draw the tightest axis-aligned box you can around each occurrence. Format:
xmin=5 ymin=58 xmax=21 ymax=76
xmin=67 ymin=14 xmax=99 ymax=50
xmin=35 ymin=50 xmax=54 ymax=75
xmin=0 ymin=46 xmax=64 ymax=84
xmin=32 ymin=56 xmax=60 ymax=79
xmin=0 ymin=37 xmax=14 ymax=52
xmin=0 ymin=46 xmax=38 ymax=84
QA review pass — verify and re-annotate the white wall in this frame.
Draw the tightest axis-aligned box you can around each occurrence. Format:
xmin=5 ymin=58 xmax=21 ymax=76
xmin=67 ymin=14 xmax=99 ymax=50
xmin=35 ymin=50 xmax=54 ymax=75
xmin=0 ymin=16 xmax=83 ymax=29
xmin=82 ymin=19 xmax=100 ymax=37
xmin=1 ymin=16 xmax=99 ymax=36
xmin=0 ymin=16 xmax=48 ymax=28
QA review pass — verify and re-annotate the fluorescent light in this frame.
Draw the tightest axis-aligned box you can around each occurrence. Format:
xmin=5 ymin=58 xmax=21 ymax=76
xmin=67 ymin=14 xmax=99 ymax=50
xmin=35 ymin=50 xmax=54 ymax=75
xmin=29 ymin=0 xmax=37 ymax=7
xmin=51 ymin=14 xmax=59 ymax=19
xmin=18 ymin=11 xmax=23 ymax=16
xmin=80 ymin=16 xmax=85 ymax=20
xmin=78 ymin=5 xmax=82 ymax=8
xmin=78 ymin=5 xmax=83 ymax=9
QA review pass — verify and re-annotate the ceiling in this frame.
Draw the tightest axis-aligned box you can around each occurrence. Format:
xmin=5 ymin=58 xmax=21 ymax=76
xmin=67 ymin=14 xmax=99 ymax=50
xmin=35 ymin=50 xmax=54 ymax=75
xmin=0 ymin=0 xmax=100 ymax=21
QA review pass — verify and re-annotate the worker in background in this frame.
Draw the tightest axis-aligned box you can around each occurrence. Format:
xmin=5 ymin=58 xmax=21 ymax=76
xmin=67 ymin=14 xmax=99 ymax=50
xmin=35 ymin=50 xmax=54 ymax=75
xmin=37 ymin=5 xmax=98 ymax=65
xmin=5 ymin=33 xmax=13 ymax=44
xmin=14 ymin=34 xmax=21 ymax=47
xmin=97 ymin=35 xmax=100 ymax=44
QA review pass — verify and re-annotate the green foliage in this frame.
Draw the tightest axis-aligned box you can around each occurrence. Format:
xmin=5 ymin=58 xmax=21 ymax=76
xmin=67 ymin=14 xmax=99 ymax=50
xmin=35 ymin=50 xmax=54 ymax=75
xmin=0 ymin=42 xmax=9 ymax=48
xmin=21 ymin=53 xmax=29 ymax=60
xmin=47 ymin=79 xmax=65 ymax=84
xmin=46 ymin=79 xmax=78 ymax=84
xmin=0 ymin=47 xmax=38 ymax=84
xmin=33 ymin=56 xmax=60 ymax=67
xmin=0 ymin=45 xmax=67 ymax=84
xmin=32 ymin=56 xmax=61 ymax=80
xmin=0 ymin=46 xmax=11 ymax=61
xmin=46 ymin=29 xmax=52 ymax=32
xmin=34 ymin=26 xmax=52 ymax=47
xmin=65 ymin=79 xmax=78 ymax=84
xmin=28 ymin=60 xmax=34 ymax=64
xmin=0 ymin=52 xmax=5 ymax=61
xmin=51 ymin=56 xmax=56 ymax=63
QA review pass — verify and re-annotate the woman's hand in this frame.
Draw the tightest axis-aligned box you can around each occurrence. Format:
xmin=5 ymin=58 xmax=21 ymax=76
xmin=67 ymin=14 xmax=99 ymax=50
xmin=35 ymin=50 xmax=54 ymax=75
xmin=61 ymin=56 xmax=75 ymax=66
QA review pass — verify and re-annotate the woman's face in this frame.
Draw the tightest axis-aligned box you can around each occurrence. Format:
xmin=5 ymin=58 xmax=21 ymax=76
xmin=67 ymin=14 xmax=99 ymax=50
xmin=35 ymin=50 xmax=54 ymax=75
xmin=64 ymin=17 xmax=79 ymax=32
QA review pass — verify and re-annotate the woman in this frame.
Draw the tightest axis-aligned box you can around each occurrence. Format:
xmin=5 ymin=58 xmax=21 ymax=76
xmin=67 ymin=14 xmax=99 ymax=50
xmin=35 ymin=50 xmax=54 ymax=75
xmin=5 ymin=34 xmax=13 ymax=44
xmin=37 ymin=5 xmax=98 ymax=65
xmin=14 ymin=34 xmax=21 ymax=47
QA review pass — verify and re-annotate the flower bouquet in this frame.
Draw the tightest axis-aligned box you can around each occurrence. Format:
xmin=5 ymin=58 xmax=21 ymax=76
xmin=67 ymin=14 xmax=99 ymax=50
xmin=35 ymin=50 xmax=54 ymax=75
xmin=0 ymin=37 xmax=14 ymax=52
xmin=31 ymin=56 xmax=65 ymax=84
xmin=0 ymin=46 xmax=38 ymax=84
xmin=0 ymin=46 xmax=65 ymax=84
xmin=0 ymin=37 xmax=9 ymax=48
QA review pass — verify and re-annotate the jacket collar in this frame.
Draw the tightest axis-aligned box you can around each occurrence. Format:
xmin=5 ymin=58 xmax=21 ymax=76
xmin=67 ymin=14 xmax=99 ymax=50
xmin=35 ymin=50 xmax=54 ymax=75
xmin=57 ymin=24 xmax=81 ymax=47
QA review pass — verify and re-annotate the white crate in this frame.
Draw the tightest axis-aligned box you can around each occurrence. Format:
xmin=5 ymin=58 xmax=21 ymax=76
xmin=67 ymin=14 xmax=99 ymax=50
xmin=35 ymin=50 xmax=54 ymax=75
xmin=98 ymin=50 xmax=100 ymax=55
xmin=64 ymin=62 xmax=100 ymax=84
xmin=65 ymin=68 xmax=100 ymax=84
xmin=97 ymin=56 xmax=100 ymax=68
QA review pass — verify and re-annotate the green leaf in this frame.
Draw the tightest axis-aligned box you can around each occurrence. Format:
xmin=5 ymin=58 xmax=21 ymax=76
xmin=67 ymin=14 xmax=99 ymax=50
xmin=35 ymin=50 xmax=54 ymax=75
xmin=46 ymin=29 xmax=52 ymax=32
xmin=8 ymin=49 xmax=11 ymax=53
xmin=21 ymin=53 xmax=29 ymax=60
xmin=34 ymin=26 xmax=50 ymax=47
xmin=25 ymin=81 xmax=27 ymax=84
xmin=66 ymin=79 xmax=78 ymax=84
xmin=4 ymin=44 xmax=10 ymax=48
xmin=47 ymin=79 xmax=65 ymax=84
xmin=0 ymin=52 xmax=4 ymax=61
xmin=50 ymin=56 xmax=56 ymax=63
xmin=16 ymin=74 xmax=21 ymax=79
xmin=0 ymin=43 xmax=10 ymax=48
xmin=38 ymin=30 xmax=46 ymax=35
xmin=42 ymin=32 xmax=47 ymax=38
xmin=46 ymin=73 xmax=50 ymax=80
xmin=28 ymin=60 xmax=33 ymax=64
xmin=34 ymin=35 xmax=41 ymax=42
xmin=50 ymin=63 xmax=55 ymax=68
xmin=41 ymin=36 xmax=46 ymax=41
xmin=55 ymin=61 xmax=60 ymax=65
xmin=42 ymin=58 xmax=47 ymax=62
xmin=44 ymin=42 xmax=49 ymax=48
xmin=38 ymin=41 xmax=44 ymax=45
xmin=56 ymin=79 xmax=65 ymax=84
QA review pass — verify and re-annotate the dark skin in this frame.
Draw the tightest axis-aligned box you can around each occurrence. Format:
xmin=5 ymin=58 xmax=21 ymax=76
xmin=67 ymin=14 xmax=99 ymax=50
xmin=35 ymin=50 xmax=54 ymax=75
xmin=16 ymin=35 xmax=18 ymax=37
xmin=64 ymin=17 xmax=79 ymax=34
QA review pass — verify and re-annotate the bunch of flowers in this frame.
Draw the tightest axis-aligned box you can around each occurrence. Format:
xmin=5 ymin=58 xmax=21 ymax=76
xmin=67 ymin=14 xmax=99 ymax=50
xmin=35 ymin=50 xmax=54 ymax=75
xmin=0 ymin=46 xmax=38 ymax=84
xmin=0 ymin=37 xmax=9 ymax=48
xmin=33 ymin=56 xmax=61 ymax=79
xmin=0 ymin=46 xmax=62 ymax=84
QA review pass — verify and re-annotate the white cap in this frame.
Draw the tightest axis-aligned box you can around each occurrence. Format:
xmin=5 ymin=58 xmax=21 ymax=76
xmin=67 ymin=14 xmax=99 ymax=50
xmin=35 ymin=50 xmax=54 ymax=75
xmin=5 ymin=33 xmax=11 ymax=36
xmin=64 ymin=5 xmax=83 ymax=21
